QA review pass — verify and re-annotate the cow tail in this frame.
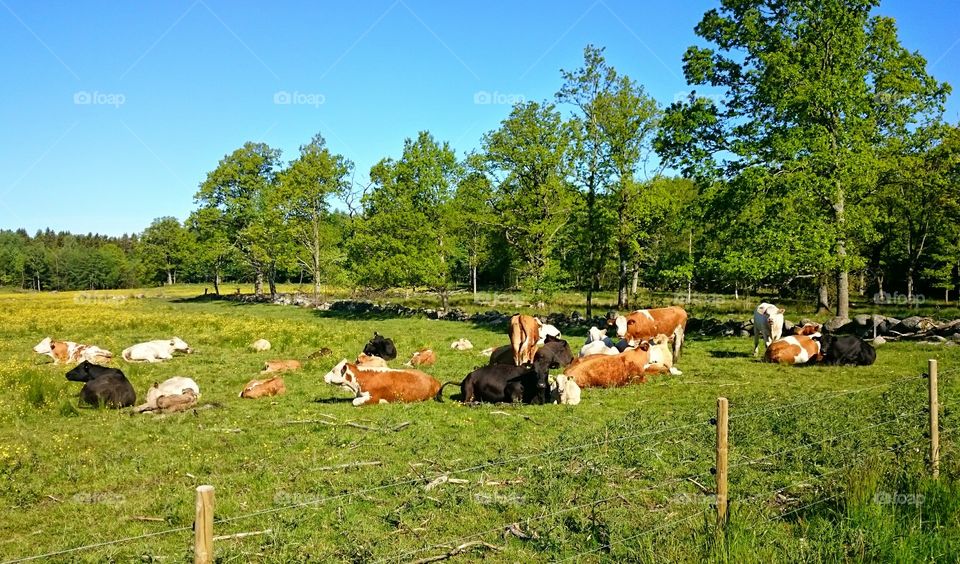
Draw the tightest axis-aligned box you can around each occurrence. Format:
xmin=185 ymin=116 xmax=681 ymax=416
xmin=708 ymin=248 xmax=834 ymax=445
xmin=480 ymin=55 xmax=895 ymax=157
xmin=673 ymin=326 xmax=685 ymax=362
xmin=435 ymin=381 xmax=459 ymax=402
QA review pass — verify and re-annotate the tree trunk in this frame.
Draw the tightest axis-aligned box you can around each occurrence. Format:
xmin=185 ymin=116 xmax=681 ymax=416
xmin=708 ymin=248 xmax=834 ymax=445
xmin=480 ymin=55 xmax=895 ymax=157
xmin=268 ymin=266 xmax=278 ymax=298
xmin=631 ymin=268 xmax=639 ymax=296
xmin=254 ymin=268 xmax=264 ymax=297
xmin=441 ymin=290 xmax=449 ymax=311
xmin=817 ymin=279 xmax=831 ymax=314
xmin=213 ymin=270 xmax=221 ymax=296
xmin=166 ymin=269 xmax=173 ymax=285
xmin=834 ymin=186 xmax=849 ymax=319
xmin=472 ymin=263 xmax=477 ymax=298
xmin=907 ymin=271 xmax=914 ymax=305
xmin=617 ymin=242 xmax=628 ymax=309
xmin=837 ymin=267 xmax=850 ymax=319
xmin=586 ymin=286 xmax=594 ymax=319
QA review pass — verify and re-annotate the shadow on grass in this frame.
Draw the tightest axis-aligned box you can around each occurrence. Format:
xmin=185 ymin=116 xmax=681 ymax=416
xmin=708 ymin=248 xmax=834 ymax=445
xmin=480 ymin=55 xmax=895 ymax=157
xmin=708 ymin=350 xmax=753 ymax=359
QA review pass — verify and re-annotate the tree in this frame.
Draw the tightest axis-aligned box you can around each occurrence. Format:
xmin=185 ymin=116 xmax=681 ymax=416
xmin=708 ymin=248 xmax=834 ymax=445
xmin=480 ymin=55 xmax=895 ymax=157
xmin=451 ymin=171 xmax=497 ymax=297
xmin=657 ymin=0 xmax=950 ymax=318
xmin=477 ymin=101 xmax=575 ymax=306
xmin=348 ymin=131 xmax=462 ymax=309
xmin=138 ymin=217 xmax=191 ymax=285
xmin=276 ymin=134 xmax=354 ymax=299
xmin=194 ymin=142 xmax=283 ymax=297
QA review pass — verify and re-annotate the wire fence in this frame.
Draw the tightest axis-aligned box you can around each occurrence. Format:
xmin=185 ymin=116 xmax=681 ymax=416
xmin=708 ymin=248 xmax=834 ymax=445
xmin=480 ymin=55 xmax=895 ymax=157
xmin=1 ymin=360 xmax=952 ymax=563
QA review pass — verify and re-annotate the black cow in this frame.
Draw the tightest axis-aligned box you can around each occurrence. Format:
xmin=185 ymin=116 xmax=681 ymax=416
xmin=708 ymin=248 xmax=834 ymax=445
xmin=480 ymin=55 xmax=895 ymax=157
xmin=817 ymin=334 xmax=877 ymax=366
xmin=362 ymin=332 xmax=397 ymax=361
xmin=65 ymin=361 xmax=136 ymax=408
xmin=436 ymin=363 xmax=547 ymax=404
xmin=533 ymin=335 xmax=573 ymax=370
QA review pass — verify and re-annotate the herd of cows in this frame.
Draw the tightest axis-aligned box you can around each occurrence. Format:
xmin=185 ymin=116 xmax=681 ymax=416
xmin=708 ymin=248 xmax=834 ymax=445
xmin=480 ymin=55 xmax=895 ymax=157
xmin=31 ymin=302 xmax=879 ymax=411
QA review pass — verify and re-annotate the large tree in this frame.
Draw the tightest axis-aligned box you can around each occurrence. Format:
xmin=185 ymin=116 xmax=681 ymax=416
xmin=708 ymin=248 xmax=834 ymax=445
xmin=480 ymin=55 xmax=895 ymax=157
xmin=138 ymin=217 xmax=191 ymax=285
xmin=657 ymin=0 xmax=950 ymax=318
xmin=477 ymin=101 xmax=576 ymax=306
xmin=276 ymin=134 xmax=353 ymax=299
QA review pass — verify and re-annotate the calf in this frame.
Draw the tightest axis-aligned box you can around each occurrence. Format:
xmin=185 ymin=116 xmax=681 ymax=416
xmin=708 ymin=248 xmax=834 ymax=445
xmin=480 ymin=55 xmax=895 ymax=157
xmin=240 ymin=376 xmax=287 ymax=398
xmin=551 ymin=374 xmax=582 ymax=405
xmin=122 ymin=337 xmax=191 ymax=362
xmin=562 ymin=344 xmax=652 ymax=388
xmin=450 ymin=338 xmax=474 ymax=351
xmin=438 ymin=363 xmax=546 ymax=404
xmin=154 ymin=389 xmax=198 ymax=412
xmin=34 ymin=337 xmax=113 ymax=365
xmin=65 ymin=361 xmax=136 ymax=408
xmin=763 ymin=335 xmax=823 ymax=364
xmin=356 ymin=353 xmax=388 ymax=368
xmin=362 ymin=332 xmax=397 ymax=361
xmin=790 ymin=322 xmax=822 ymax=336
xmin=534 ymin=335 xmax=573 ymax=370
xmin=610 ymin=306 xmax=687 ymax=360
xmin=261 ymin=359 xmax=302 ymax=374
xmin=405 ymin=348 xmax=437 ymax=367
xmin=818 ymin=334 xmax=877 ymax=366
xmin=585 ymin=326 xmax=609 ymax=344
xmin=250 ymin=339 xmax=271 ymax=352
xmin=323 ymin=360 xmax=441 ymax=406
xmin=509 ymin=314 xmax=540 ymax=365
xmin=646 ymin=334 xmax=682 ymax=375
xmin=134 ymin=376 xmax=201 ymax=413
xmin=753 ymin=302 xmax=786 ymax=356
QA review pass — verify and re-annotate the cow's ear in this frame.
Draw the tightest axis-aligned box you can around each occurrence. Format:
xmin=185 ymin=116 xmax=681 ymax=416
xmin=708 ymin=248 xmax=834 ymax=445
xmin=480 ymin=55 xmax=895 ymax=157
xmin=639 ymin=341 xmax=650 ymax=351
xmin=340 ymin=364 xmax=348 ymax=375
xmin=627 ymin=319 xmax=635 ymax=326
xmin=777 ymin=308 xmax=785 ymax=314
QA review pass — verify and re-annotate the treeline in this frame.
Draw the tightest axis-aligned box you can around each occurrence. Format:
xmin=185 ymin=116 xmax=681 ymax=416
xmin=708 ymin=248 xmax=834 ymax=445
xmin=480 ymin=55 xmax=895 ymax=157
xmin=2 ymin=2 xmax=959 ymax=319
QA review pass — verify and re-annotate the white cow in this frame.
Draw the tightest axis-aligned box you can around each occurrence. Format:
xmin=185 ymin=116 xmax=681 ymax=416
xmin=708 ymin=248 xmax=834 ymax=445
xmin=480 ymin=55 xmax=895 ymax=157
xmin=134 ymin=376 xmax=201 ymax=412
xmin=579 ymin=340 xmax=621 ymax=358
xmin=644 ymin=334 xmax=682 ymax=375
xmin=122 ymin=337 xmax=192 ymax=362
xmin=536 ymin=323 xmax=562 ymax=345
xmin=552 ymin=374 xmax=581 ymax=405
xmin=450 ymin=338 xmax=474 ymax=351
xmin=753 ymin=303 xmax=786 ymax=356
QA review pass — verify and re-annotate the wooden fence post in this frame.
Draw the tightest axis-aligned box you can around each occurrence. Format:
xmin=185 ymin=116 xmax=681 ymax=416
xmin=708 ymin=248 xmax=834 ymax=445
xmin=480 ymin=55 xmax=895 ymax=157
xmin=716 ymin=397 xmax=729 ymax=527
xmin=929 ymin=360 xmax=939 ymax=479
xmin=195 ymin=485 xmax=215 ymax=564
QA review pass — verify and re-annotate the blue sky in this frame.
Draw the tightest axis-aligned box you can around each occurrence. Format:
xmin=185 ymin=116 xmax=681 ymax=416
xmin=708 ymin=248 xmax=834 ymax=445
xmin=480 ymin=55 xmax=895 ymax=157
xmin=1 ymin=0 xmax=958 ymax=236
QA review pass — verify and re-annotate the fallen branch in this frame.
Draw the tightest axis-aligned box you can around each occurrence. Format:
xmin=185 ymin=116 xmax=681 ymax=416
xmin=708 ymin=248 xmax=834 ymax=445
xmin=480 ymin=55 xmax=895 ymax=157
xmin=315 ymin=461 xmax=382 ymax=472
xmin=411 ymin=541 xmax=501 ymax=563
xmin=46 ymin=495 xmax=62 ymax=503
xmin=213 ymin=529 xmax=272 ymax=542
xmin=687 ymin=477 xmax=711 ymax=494
xmin=129 ymin=516 xmax=165 ymax=522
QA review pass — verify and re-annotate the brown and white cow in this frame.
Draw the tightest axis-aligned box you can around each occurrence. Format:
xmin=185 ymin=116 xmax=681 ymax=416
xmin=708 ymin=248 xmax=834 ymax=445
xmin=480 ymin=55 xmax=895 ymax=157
xmin=562 ymin=344 xmax=653 ymax=388
xmin=763 ymin=334 xmax=823 ymax=365
xmin=509 ymin=314 xmax=541 ymax=366
xmin=645 ymin=334 xmax=682 ymax=375
xmin=405 ymin=348 xmax=437 ymax=367
xmin=610 ymin=306 xmax=687 ymax=361
xmin=790 ymin=322 xmax=822 ymax=336
xmin=261 ymin=359 xmax=302 ymax=374
xmin=356 ymin=353 xmax=389 ymax=368
xmin=33 ymin=337 xmax=113 ymax=365
xmin=240 ymin=376 xmax=287 ymax=398
xmin=323 ymin=360 xmax=441 ymax=406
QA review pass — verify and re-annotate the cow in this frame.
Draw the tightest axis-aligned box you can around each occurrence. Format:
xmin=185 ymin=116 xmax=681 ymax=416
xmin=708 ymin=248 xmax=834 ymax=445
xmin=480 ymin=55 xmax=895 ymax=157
xmin=250 ymin=339 xmax=271 ymax=352
xmin=585 ymin=326 xmax=609 ymax=344
xmin=537 ymin=323 xmax=562 ymax=345
xmin=261 ymin=359 xmax=302 ymax=374
xmin=790 ymin=322 xmax=823 ymax=336
xmin=450 ymin=338 xmax=474 ymax=351
xmin=134 ymin=376 xmax=201 ymax=413
xmin=487 ymin=344 xmax=515 ymax=366
xmin=437 ymin=363 xmax=546 ymax=404
xmin=33 ymin=337 xmax=113 ymax=365
xmin=610 ymin=306 xmax=688 ymax=361
xmin=579 ymin=340 xmax=620 ymax=358
xmin=308 ymin=347 xmax=333 ymax=360
xmin=240 ymin=376 xmax=287 ymax=398
xmin=562 ymin=344 xmax=652 ymax=388
xmin=762 ymin=334 xmax=823 ymax=365
xmin=534 ymin=335 xmax=574 ymax=370
xmin=405 ymin=348 xmax=437 ymax=367
xmin=646 ymin=334 xmax=682 ymax=375
xmin=122 ymin=337 xmax=192 ymax=362
xmin=65 ymin=361 xmax=136 ymax=408
xmin=551 ymin=374 xmax=581 ymax=405
xmin=153 ymin=389 xmax=198 ymax=413
xmin=362 ymin=332 xmax=397 ymax=361
xmin=753 ymin=303 xmax=786 ymax=356
xmin=356 ymin=353 xmax=389 ymax=368
xmin=817 ymin=334 xmax=877 ymax=366
xmin=509 ymin=314 xmax=541 ymax=366
xmin=323 ymin=360 xmax=441 ymax=406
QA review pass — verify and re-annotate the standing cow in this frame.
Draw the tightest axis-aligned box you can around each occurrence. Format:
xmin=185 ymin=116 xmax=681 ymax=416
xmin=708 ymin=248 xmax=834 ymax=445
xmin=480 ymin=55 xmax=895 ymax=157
xmin=753 ymin=302 xmax=786 ymax=356
xmin=509 ymin=314 xmax=541 ymax=366
xmin=609 ymin=306 xmax=688 ymax=360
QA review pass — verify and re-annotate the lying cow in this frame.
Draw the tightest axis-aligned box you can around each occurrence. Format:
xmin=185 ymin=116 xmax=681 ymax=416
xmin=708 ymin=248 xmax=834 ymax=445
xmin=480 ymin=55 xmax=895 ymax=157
xmin=356 ymin=353 xmax=389 ymax=368
xmin=405 ymin=348 xmax=437 ymax=367
xmin=579 ymin=340 xmax=620 ymax=357
xmin=34 ymin=337 xmax=113 ymax=365
xmin=363 ymin=332 xmax=397 ymax=361
xmin=240 ymin=376 xmax=287 ymax=398
xmin=534 ymin=335 xmax=573 ymax=370
xmin=122 ymin=337 xmax=192 ymax=362
xmin=153 ymin=389 xmax=198 ymax=413
xmin=563 ymin=344 xmax=652 ymax=388
xmin=646 ymin=334 xmax=682 ymax=375
xmin=509 ymin=314 xmax=541 ymax=366
xmin=250 ymin=339 xmax=271 ymax=352
xmin=450 ymin=338 xmax=474 ymax=351
xmin=551 ymin=374 xmax=581 ymax=405
xmin=65 ymin=361 xmax=136 ymax=408
xmin=134 ymin=376 xmax=201 ymax=413
xmin=323 ymin=360 xmax=440 ymax=406
xmin=261 ymin=359 xmax=302 ymax=374
xmin=763 ymin=335 xmax=823 ymax=365
xmin=610 ymin=306 xmax=687 ymax=360
xmin=790 ymin=322 xmax=822 ymax=336
xmin=818 ymin=334 xmax=876 ymax=366
xmin=537 ymin=323 xmax=562 ymax=344
xmin=437 ymin=363 xmax=546 ymax=404
xmin=753 ymin=302 xmax=786 ymax=356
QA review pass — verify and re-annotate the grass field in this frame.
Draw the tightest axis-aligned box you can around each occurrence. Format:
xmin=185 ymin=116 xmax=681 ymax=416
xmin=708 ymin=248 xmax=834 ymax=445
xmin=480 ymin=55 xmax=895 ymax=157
xmin=1 ymin=288 xmax=959 ymax=563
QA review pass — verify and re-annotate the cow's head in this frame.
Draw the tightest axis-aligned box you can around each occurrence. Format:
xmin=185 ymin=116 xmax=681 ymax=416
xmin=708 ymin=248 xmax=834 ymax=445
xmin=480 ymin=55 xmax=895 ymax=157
xmin=33 ymin=337 xmax=53 ymax=355
xmin=766 ymin=308 xmax=786 ymax=340
xmin=791 ymin=323 xmax=822 ymax=336
xmin=323 ymin=360 xmax=361 ymax=396
xmin=65 ymin=360 xmax=96 ymax=382
xmin=553 ymin=374 xmax=581 ymax=406
xmin=586 ymin=326 xmax=607 ymax=344
xmin=170 ymin=337 xmax=192 ymax=353
xmin=650 ymin=334 xmax=670 ymax=346
xmin=363 ymin=332 xmax=397 ymax=360
xmin=608 ymin=315 xmax=628 ymax=338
